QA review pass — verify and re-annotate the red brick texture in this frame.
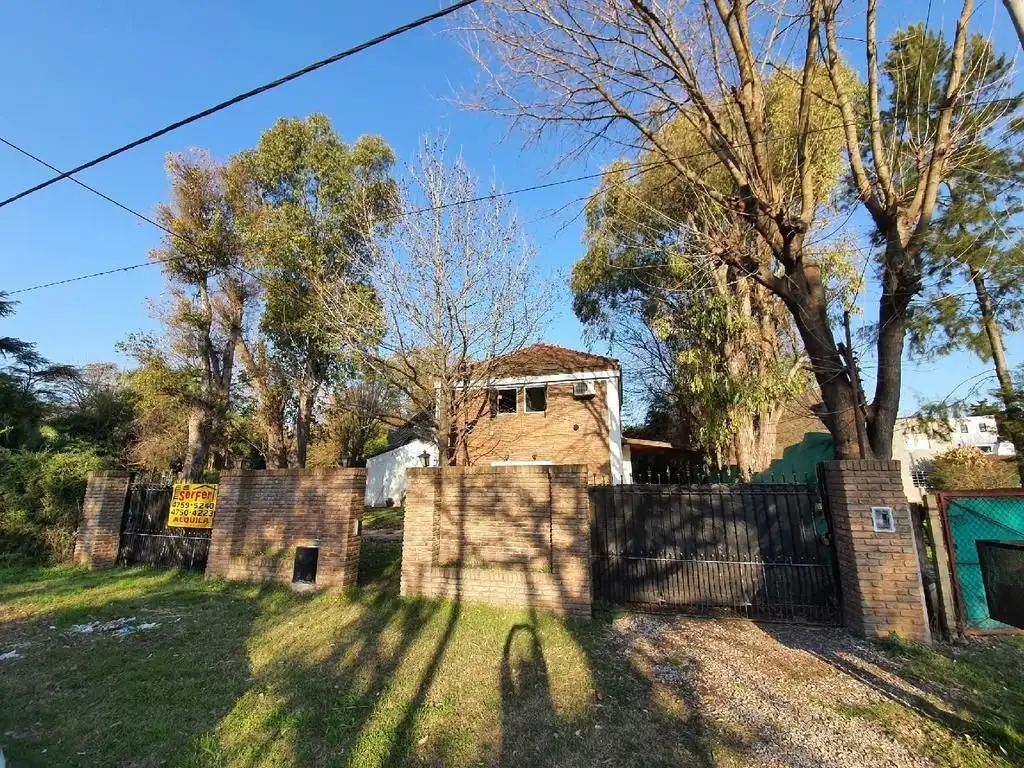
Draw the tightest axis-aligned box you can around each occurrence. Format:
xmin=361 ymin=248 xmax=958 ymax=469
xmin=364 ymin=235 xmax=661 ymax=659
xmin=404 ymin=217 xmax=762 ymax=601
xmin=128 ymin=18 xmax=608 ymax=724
xmin=459 ymin=381 xmax=614 ymax=481
xmin=74 ymin=470 xmax=130 ymax=568
xmin=205 ymin=468 xmax=364 ymax=589
xmin=401 ymin=465 xmax=592 ymax=616
xmin=821 ymin=460 xmax=931 ymax=643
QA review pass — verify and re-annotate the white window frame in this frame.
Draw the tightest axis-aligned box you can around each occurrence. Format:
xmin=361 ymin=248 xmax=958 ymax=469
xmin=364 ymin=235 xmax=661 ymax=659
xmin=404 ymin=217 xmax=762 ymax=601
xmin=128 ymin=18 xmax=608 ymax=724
xmin=524 ymin=384 xmax=547 ymax=414
xmin=494 ymin=387 xmax=518 ymax=416
xmin=960 ymin=422 xmax=970 ymax=433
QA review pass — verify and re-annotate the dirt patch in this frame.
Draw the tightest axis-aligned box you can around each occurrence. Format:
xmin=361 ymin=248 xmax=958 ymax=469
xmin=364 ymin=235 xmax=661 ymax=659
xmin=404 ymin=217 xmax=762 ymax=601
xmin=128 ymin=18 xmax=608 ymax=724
xmin=611 ymin=615 xmax=942 ymax=768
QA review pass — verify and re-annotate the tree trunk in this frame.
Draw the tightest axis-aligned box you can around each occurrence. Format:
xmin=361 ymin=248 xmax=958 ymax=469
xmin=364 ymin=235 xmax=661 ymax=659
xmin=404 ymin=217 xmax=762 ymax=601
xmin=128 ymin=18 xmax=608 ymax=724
xmin=265 ymin=417 xmax=289 ymax=469
xmin=732 ymin=412 xmax=757 ymax=481
xmin=437 ymin=389 xmax=455 ymax=466
xmin=972 ymin=268 xmax=1024 ymax=475
xmin=235 ymin=342 xmax=289 ymax=469
xmin=753 ymin=406 xmax=782 ymax=476
xmin=295 ymin=387 xmax=315 ymax=468
xmin=866 ymin=277 xmax=910 ymax=460
xmin=731 ymin=405 xmax=783 ymax=481
xmin=181 ymin=407 xmax=214 ymax=481
xmin=782 ymin=269 xmax=869 ymax=460
xmin=973 ymin=269 xmax=1015 ymax=399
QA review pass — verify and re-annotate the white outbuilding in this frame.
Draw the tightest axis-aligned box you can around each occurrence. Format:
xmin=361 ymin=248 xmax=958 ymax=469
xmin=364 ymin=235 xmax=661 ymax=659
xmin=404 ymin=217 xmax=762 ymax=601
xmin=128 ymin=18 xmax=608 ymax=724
xmin=364 ymin=438 xmax=437 ymax=507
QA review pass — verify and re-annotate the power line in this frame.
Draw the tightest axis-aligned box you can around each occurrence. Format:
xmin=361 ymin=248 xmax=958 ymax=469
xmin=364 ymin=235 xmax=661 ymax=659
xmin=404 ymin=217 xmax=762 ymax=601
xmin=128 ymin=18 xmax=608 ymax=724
xmin=0 ymin=137 xmax=179 ymax=240
xmin=4 ymin=137 xmax=710 ymax=295
xmin=0 ymin=136 xmax=214 ymax=293
xmin=6 ymin=103 xmax=1023 ymax=295
xmin=3 ymin=152 xmax=626 ymax=295
xmin=0 ymin=0 xmax=480 ymax=211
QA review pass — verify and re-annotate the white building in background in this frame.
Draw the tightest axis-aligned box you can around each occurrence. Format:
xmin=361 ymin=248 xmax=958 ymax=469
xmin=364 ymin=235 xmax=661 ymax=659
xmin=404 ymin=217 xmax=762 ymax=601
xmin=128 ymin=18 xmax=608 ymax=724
xmin=364 ymin=438 xmax=437 ymax=507
xmin=893 ymin=415 xmax=1016 ymax=503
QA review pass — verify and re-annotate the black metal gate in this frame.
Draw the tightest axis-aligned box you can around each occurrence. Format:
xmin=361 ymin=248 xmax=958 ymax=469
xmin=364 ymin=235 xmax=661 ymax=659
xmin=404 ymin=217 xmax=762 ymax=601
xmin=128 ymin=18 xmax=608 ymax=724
xmin=590 ymin=480 xmax=839 ymax=623
xmin=117 ymin=484 xmax=211 ymax=571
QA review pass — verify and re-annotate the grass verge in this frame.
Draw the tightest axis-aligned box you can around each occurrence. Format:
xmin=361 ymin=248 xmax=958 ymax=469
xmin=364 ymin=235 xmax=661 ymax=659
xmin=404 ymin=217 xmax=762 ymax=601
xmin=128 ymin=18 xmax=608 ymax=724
xmin=0 ymin=546 xmax=703 ymax=767
xmin=836 ymin=634 xmax=1024 ymax=768
xmin=362 ymin=505 xmax=404 ymax=531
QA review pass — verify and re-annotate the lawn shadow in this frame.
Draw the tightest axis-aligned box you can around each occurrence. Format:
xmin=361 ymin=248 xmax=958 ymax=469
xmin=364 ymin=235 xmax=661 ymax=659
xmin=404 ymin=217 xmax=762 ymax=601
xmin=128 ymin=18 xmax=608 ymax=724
xmin=760 ymin=622 xmax=1024 ymax=765
xmin=488 ymin=469 xmax=715 ymax=768
xmin=181 ymin=540 xmax=450 ymax=767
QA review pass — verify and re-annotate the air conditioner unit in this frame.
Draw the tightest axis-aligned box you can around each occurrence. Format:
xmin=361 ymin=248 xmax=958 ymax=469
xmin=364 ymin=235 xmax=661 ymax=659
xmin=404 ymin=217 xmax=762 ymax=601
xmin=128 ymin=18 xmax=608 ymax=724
xmin=572 ymin=380 xmax=596 ymax=398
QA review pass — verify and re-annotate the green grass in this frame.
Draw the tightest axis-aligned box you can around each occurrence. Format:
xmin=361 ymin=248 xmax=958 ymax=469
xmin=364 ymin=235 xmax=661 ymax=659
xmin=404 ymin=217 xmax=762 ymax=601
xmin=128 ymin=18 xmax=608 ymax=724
xmin=836 ymin=634 xmax=1024 ymax=768
xmin=0 ymin=547 xmax=704 ymax=768
xmin=362 ymin=505 xmax=404 ymax=531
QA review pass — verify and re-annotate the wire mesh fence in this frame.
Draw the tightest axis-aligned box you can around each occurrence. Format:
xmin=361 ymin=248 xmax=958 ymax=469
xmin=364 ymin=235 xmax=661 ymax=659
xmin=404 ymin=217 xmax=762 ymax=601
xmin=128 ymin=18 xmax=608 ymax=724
xmin=941 ymin=493 xmax=1024 ymax=632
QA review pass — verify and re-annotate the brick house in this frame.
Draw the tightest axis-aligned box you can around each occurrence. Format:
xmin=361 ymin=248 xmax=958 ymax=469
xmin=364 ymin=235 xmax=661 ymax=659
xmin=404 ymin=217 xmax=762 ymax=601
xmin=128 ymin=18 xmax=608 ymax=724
xmin=455 ymin=343 xmax=625 ymax=483
xmin=364 ymin=344 xmax=626 ymax=504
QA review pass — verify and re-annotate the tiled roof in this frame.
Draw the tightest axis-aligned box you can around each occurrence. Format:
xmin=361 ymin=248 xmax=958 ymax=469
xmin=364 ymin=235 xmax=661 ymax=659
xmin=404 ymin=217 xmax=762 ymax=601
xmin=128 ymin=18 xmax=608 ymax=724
xmin=488 ymin=343 xmax=619 ymax=377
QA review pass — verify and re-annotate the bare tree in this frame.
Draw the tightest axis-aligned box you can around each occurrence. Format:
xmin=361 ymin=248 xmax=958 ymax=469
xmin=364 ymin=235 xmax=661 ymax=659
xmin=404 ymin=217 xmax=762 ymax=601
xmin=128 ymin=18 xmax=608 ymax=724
xmin=320 ymin=138 xmax=553 ymax=465
xmin=308 ymin=376 xmax=402 ymax=467
xmin=466 ymin=0 xmax=987 ymax=459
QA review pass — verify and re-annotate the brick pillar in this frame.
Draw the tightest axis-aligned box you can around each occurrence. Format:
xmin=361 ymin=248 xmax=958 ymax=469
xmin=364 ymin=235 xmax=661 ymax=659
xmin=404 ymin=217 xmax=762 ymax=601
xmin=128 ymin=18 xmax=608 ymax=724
xmin=548 ymin=465 xmax=592 ymax=614
xmin=74 ymin=470 xmax=130 ymax=568
xmin=400 ymin=467 xmax=439 ymax=598
xmin=206 ymin=468 xmax=365 ymax=588
xmin=820 ymin=460 xmax=931 ymax=643
xmin=317 ymin=469 xmax=365 ymax=589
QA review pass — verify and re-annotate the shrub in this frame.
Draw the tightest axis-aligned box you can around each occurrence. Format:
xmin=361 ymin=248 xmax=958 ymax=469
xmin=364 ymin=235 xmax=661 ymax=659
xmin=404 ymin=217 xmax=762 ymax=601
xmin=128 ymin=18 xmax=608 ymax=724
xmin=927 ymin=447 xmax=1019 ymax=491
xmin=0 ymin=446 xmax=106 ymax=564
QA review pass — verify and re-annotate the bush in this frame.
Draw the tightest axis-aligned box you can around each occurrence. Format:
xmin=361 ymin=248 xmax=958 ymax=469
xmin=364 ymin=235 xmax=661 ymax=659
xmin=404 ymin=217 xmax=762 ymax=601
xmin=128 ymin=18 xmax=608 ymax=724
xmin=927 ymin=447 xmax=1019 ymax=491
xmin=0 ymin=446 xmax=106 ymax=564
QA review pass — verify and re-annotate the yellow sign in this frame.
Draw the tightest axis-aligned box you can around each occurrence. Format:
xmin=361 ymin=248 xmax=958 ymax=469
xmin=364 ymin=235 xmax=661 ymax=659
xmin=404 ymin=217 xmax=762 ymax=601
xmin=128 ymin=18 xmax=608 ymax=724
xmin=168 ymin=483 xmax=218 ymax=528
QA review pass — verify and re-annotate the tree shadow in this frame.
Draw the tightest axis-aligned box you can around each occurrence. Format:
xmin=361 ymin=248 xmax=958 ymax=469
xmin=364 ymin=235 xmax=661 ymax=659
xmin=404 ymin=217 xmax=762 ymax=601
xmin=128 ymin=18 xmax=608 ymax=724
xmin=488 ymin=470 xmax=714 ymax=767
xmin=760 ymin=622 xmax=1024 ymax=764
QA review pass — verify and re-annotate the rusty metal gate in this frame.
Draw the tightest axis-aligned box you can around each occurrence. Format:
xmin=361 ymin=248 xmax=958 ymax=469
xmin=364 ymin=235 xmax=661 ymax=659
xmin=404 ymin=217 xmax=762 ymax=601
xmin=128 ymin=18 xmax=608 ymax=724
xmin=589 ymin=478 xmax=839 ymax=623
xmin=117 ymin=484 xmax=211 ymax=571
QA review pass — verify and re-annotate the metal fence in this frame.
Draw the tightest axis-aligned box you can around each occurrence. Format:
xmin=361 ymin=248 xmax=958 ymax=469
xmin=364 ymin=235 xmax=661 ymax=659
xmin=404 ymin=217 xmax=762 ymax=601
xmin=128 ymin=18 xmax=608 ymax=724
xmin=589 ymin=479 xmax=839 ymax=623
xmin=938 ymin=491 xmax=1024 ymax=632
xmin=117 ymin=484 xmax=211 ymax=572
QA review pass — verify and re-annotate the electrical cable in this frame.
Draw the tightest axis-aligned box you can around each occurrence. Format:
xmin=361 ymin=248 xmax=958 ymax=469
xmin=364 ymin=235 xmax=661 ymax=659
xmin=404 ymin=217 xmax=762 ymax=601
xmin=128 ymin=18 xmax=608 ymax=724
xmin=0 ymin=0 xmax=480 ymax=210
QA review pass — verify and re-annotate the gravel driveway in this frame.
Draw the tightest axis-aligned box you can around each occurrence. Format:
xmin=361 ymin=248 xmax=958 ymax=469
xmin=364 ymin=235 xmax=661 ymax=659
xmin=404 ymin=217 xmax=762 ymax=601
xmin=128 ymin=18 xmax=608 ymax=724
xmin=611 ymin=615 xmax=949 ymax=768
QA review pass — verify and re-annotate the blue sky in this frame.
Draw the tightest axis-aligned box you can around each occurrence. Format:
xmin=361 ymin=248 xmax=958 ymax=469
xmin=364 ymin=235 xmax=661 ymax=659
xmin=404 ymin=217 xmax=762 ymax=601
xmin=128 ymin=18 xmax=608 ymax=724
xmin=0 ymin=0 xmax=1020 ymax=418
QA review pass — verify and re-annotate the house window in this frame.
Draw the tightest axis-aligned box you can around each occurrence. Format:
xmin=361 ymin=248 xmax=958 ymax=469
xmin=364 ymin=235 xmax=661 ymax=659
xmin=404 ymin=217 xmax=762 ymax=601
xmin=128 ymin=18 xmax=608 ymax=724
xmin=979 ymin=422 xmax=990 ymax=432
xmin=494 ymin=388 xmax=517 ymax=415
xmin=910 ymin=466 xmax=930 ymax=488
xmin=524 ymin=385 xmax=547 ymax=413
xmin=960 ymin=423 xmax=969 ymax=433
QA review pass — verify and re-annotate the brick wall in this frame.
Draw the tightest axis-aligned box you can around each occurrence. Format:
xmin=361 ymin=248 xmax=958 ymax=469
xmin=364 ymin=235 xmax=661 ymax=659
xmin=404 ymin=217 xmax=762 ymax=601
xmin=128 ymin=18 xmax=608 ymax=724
xmin=401 ymin=465 xmax=591 ymax=616
xmin=821 ymin=460 xmax=931 ymax=643
xmin=205 ymin=468 xmax=364 ymax=589
xmin=460 ymin=381 xmax=613 ymax=481
xmin=74 ymin=470 xmax=130 ymax=568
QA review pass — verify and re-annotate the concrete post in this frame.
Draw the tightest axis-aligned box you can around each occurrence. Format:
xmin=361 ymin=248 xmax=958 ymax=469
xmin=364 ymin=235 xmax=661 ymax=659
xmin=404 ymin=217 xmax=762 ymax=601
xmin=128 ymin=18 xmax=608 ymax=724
xmin=923 ymin=493 xmax=960 ymax=638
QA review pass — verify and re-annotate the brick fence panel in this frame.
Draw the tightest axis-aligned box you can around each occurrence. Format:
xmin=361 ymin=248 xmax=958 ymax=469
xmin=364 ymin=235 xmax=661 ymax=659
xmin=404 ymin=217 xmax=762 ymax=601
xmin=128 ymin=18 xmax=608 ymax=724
xmin=205 ymin=468 xmax=365 ymax=589
xmin=821 ymin=459 xmax=931 ymax=643
xmin=74 ymin=471 xmax=131 ymax=568
xmin=400 ymin=465 xmax=591 ymax=616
